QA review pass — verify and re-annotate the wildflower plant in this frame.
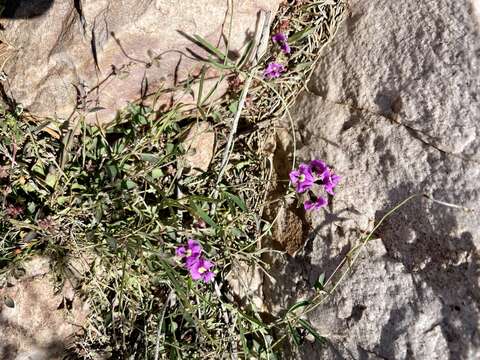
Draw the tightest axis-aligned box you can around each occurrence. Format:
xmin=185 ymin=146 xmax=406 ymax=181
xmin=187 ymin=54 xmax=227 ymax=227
xmin=263 ymin=32 xmax=291 ymax=79
xmin=0 ymin=0 xmax=349 ymax=358
xmin=176 ymin=239 xmax=215 ymax=283
xmin=290 ymin=159 xmax=341 ymax=211
xmin=264 ymin=61 xmax=286 ymax=79
xmin=272 ymin=32 xmax=291 ymax=54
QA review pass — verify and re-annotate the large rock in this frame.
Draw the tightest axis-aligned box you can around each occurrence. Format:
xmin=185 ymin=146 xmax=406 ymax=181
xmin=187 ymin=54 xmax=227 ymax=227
xmin=0 ymin=0 xmax=280 ymax=124
xmin=0 ymin=257 xmax=89 ymax=359
xmin=267 ymin=0 xmax=480 ymax=359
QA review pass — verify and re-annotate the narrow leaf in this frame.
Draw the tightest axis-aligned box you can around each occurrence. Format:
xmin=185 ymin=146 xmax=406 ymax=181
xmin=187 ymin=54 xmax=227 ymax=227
xmin=223 ymin=191 xmax=248 ymax=211
xmin=193 ymin=35 xmax=227 ymax=61
xmin=298 ymin=318 xmax=326 ymax=344
xmin=191 ymin=203 xmax=217 ymax=229
xmin=287 ymin=300 xmax=311 ymax=314
xmin=289 ymin=27 xmax=314 ymax=43
xmin=288 ymin=322 xmax=301 ymax=347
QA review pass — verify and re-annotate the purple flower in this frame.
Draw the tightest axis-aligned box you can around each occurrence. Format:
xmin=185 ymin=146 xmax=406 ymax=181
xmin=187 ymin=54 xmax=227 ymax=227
xmin=280 ymin=42 xmax=291 ymax=54
xmin=310 ymin=159 xmax=328 ymax=178
xmin=322 ymin=169 xmax=341 ymax=195
xmin=176 ymin=239 xmax=202 ymax=266
xmin=289 ymin=163 xmax=314 ymax=193
xmin=263 ymin=62 xmax=286 ymax=79
xmin=272 ymin=32 xmax=291 ymax=54
xmin=272 ymin=33 xmax=288 ymax=43
xmin=188 ymin=258 xmax=215 ymax=283
xmin=304 ymin=196 xmax=328 ymax=211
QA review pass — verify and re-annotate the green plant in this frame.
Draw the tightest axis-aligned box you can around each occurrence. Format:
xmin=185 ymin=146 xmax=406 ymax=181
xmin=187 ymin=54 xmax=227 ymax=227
xmin=0 ymin=1 xmax=349 ymax=358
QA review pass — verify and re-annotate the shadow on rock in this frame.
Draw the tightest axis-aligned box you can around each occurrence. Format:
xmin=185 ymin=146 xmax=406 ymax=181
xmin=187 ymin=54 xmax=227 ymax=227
xmin=376 ymin=183 xmax=480 ymax=360
xmin=0 ymin=312 xmax=67 ymax=359
xmin=1 ymin=0 xmax=54 ymax=19
xmin=261 ymin=205 xmax=358 ymax=358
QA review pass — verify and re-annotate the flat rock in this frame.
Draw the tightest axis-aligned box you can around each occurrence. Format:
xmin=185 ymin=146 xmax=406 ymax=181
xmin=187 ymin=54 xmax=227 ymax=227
xmin=180 ymin=121 xmax=215 ymax=175
xmin=0 ymin=257 xmax=89 ymax=360
xmin=267 ymin=1 xmax=480 ymax=359
xmin=0 ymin=0 xmax=280 ymax=124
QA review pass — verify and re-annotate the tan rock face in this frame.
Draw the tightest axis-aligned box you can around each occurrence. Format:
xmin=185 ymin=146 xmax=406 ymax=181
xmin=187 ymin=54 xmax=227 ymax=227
xmin=268 ymin=0 xmax=480 ymax=358
xmin=180 ymin=121 xmax=216 ymax=176
xmin=0 ymin=257 xmax=88 ymax=360
xmin=0 ymin=0 xmax=280 ymax=124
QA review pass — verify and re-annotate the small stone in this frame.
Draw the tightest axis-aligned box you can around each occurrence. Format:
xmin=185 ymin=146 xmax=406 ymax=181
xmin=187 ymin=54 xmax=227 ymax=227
xmin=180 ymin=122 xmax=215 ymax=176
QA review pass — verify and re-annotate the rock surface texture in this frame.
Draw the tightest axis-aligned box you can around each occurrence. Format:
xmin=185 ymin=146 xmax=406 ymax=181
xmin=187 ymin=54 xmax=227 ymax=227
xmin=269 ymin=1 xmax=480 ymax=359
xmin=0 ymin=0 xmax=280 ymax=124
xmin=0 ymin=257 xmax=88 ymax=360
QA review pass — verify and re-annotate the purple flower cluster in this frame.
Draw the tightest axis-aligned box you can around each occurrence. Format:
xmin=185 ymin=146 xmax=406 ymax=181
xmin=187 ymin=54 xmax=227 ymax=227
xmin=176 ymin=239 xmax=215 ymax=283
xmin=272 ymin=32 xmax=291 ymax=54
xmin=263 ymin=32 xmax=291 ymax=80
xmin=264 ymin=62 xmax=286 ymax=79
xmin=289 ymin=159 xmax=341 ymax=211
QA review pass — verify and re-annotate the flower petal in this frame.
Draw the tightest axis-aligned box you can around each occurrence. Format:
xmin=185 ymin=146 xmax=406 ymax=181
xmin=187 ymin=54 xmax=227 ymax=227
xmin=272 ymin=33 xmax=287 ymax=43
xmin=315 ymin=197 xmax=328 ymax=208
xmin=185 ymin=256 xmax=199 ymax=268
xmin=175 ymin=246 xmax=186 ymax=257
xmin=310 ymin=159 xmax=328 ymax=177
xmin=188 ymin=260 xmax=202 ymax=280
xmin=201 ymin=259 xmax=214 ymax=271
xmin=203 ymin=271 xmax=215 ymax=283
xmin=289 ymin=170 xmax=300 ymax=184
xmin=280 ymin=42 xmax=291 ymax=54
xmin=304 ymin=196 xmax=328 ymax=211
xmin=304 ymin=200 xmax=314 ymax=210
xmin=187 ymin=239 xmax=202 ymax=257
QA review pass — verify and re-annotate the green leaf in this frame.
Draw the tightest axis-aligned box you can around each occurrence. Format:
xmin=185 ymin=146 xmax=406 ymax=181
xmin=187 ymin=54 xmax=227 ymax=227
xmin=45 ymin=173 xmax=57 ymax=188
xmin=95 ymin=204 xmax=103 ymax=223
xmin=207 ymin=60 xmax=235 ymax=70
xmin=106 ymin=236 xmax=117 ymax=251
xmin=140 ymin=153 xmax=159 ymax=163
xmin=289 ymin=27 xmax=314 ymax=43
xmin=236 ymin=309 xmax=265 ymax=328
xmin=287 ymin=300 xmax=311 ymax=314
xmin=238 ymin=322 xmax=250 ymax=357
xmin=228 ymin=101 xmax=239 ymax=114
xmin=57 ymin=196 xmax=68 ymax=205
xmin=32 ymin=161 xmax=45 ymax=176
xmin=71 ymin=183 xmax=87 ymax=191
xmin=223 ymin=191 xmax=247 ymax=211
xmin=151 ymin=168 xmax=163 ymax=179
xmin=122 ymin=180 xmax=136 ymax=190
xmin=314 ymin=273 xmax=326 ymax=290
xmin=21 ymin=182 xmax=35 ymax=193
xmin=298 ymin=318 xmax=326 ymax=345
xmin=288 ymin=322 xmax=301 ymax=347
xmin=196 ymin=66 xmax=206 ymax=107
xmin=107 ymin=164 xmax=118 ymax=178
xmin=230 ymin=227 xmax=243 ymax=238
xmin=193 ymin=35 xmax=227 ymax=61
xmin=27 ymin=202 xmax=36 ymax=214
xmin=165 ymin=143 xmax=175 ymax=154
xmin=191 ymin=202 xmax=217 ymax=229
xmin=237 ymin=39 xmax=255 ymax=68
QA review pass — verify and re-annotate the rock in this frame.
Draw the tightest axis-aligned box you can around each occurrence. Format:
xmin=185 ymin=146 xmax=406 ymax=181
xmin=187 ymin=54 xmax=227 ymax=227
xmin=0 ymin=256 xmax=89 ymax=360
xmin=267 ymin=0 xmax=480 ymax=358
xmin=180 ymin=121 xmax=215 ymax=175
xmin=227 ymin=261 xmax=265 ymax=311
xmin=0 ymin=0 xmax=280 ymax=124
